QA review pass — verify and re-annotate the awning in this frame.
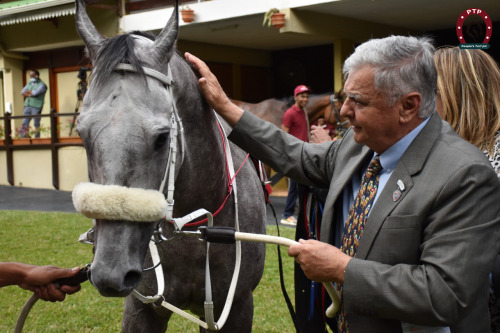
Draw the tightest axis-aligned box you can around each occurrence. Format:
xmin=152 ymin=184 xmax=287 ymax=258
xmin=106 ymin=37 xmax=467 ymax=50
xmin=0 ymin=0 xmax=75 ymax=26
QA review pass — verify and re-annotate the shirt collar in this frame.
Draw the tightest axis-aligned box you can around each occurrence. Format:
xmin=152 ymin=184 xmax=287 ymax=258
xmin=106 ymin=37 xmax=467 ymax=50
xmin=378 ymin=117 xmax=430 ymax=173
xmin=292 ymin=105 xmax=305 ymax=112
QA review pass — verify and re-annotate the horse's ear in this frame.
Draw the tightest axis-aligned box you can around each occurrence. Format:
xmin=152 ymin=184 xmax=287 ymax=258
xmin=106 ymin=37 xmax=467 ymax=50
xmin=152 ymin=0 xmax=179 ymax=65
xmin=75 ymin=0 xmax=104 ymax=64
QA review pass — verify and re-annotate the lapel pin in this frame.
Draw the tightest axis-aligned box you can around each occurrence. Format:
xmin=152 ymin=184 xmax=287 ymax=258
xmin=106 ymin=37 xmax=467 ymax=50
xmin=397 ymin=179 xmax=405 ymax=192
xmin=393 ymin=190 xmax=402 ymax=202
xmin=393 ymin=180 xmax=405 ymax=202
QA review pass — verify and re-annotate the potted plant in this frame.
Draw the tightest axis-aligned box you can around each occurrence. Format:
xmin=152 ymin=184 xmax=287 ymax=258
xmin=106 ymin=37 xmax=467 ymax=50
xmin=180 ymin=6 xmax=195 ymax=23
xmin=11 ymin=127 xmax=32 ymax=145
xmin=31 ymin=125 xmax=52 ymax=144
xmin=263 ymin=8 xmax=285 ymax=29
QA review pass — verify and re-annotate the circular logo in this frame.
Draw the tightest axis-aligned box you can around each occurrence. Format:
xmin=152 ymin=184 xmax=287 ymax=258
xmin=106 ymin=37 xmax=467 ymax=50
xmin=456 ymin=8 xmax=492 ymax=45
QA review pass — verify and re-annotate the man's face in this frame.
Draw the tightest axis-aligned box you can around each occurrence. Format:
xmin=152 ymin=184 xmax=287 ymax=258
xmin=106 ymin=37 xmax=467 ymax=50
xmin=29 ymin=71 xmax=37 ymax=79
xmin=340 ymin=66 xmax=401 ymax=154
xmin=294 ymin=92 xmax=309 ymax=109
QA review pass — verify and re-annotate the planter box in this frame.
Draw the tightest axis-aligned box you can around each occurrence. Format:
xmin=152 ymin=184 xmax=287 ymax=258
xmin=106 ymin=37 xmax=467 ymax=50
xmin=58 ymin=137 xmax=83 ymax=144
xmin=12 ymin=138 xmax=32 ymax=145
xmin=31 ymin=138 xmax=52 ymax=144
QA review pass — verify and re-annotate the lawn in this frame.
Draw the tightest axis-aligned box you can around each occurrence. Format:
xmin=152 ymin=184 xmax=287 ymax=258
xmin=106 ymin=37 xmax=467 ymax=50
xmin=0 ymin=210 xmax=297 ymax=332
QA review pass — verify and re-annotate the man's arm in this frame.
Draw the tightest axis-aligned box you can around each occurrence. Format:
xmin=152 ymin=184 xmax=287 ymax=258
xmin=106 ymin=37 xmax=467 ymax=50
xmin=185 ymin=51 xmax=337 ymax=186
xmin=0 ymin=262 xmax=81 ymax=302
xmin=21 ymin=84 xmax=31 ymax=97
xmin=30 ymin=82 xmax=47 ymax=97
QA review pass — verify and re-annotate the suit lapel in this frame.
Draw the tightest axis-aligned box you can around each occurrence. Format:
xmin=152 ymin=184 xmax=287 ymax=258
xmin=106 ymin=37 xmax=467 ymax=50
xmin=356 ymin=113 xmax=443 ymax=259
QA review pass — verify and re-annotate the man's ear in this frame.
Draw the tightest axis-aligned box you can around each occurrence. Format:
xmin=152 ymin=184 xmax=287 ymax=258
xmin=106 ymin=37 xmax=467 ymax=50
xmin=399 ymin=92 xmax=421 ymax=124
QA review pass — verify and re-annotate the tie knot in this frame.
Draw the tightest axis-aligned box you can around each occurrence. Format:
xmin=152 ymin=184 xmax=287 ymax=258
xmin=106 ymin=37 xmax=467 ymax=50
xmin=367 ymin=155 xmax=382 ymax=174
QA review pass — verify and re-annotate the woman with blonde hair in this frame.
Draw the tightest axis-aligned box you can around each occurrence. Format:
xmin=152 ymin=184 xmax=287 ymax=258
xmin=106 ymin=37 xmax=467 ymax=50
xmin=434 ymin=47 xmax=500 ymax=332
xmin=434 ymin=47 xmax=500 ymax=177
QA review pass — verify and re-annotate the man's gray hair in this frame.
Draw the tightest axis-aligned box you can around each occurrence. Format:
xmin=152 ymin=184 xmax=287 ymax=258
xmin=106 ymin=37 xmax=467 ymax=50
xmin=343 ymin=36 xmax=436 ymax=118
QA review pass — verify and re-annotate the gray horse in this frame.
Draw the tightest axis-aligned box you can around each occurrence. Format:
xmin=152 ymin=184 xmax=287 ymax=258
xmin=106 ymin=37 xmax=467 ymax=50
xmin=74 ymin=0 xmax=266 ymax=331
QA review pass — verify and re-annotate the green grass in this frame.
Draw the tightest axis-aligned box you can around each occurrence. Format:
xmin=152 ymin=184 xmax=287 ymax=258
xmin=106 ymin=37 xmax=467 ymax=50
xmin=0 ymin=210 xmax=296 ymax=332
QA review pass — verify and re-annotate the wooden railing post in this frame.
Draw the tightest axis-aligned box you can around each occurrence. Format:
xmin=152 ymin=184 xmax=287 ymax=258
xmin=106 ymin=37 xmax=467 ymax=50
xmin=50 ymin=109 xmax=59 ymax=190
xmin=4 ymin=112 xmax=14 ymax=185
xmin=4 ymin=112 xmax=12 ymax=145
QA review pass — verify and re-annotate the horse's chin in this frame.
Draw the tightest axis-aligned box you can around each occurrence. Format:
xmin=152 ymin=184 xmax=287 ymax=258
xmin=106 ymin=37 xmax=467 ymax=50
xmin=95 ymin=285 xmax=135 ymax=298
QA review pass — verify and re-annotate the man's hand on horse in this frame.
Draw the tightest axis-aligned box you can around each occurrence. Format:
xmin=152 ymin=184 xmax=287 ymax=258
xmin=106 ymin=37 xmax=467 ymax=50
xmin=185 ymin=52 xmax=243 ymax=126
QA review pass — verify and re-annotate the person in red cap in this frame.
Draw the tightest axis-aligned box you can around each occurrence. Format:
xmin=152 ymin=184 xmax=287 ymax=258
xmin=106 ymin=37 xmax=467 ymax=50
xmin=280 ymin=85 xmax=311 ymax=226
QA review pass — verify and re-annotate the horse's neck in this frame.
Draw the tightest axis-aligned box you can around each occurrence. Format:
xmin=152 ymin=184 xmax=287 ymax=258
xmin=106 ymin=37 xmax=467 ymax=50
xmin=172 ymin=82 xmax=229 ymax=214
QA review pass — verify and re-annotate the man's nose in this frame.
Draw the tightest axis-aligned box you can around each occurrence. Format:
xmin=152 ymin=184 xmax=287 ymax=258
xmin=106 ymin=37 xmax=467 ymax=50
xmin=340 ymin=102 xmax=350 ymax=118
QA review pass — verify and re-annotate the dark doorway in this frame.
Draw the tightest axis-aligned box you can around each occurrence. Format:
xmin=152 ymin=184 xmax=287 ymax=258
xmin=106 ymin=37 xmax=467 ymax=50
xmin=272 ymin=44 xmax=333 ymax=99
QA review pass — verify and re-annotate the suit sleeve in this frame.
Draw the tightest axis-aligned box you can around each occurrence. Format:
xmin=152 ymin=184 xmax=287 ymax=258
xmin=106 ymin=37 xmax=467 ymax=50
xmin=343 ymin=162 xmax=500 ymax=326
xmin=229 ymin=110 xmax=338 ymax=187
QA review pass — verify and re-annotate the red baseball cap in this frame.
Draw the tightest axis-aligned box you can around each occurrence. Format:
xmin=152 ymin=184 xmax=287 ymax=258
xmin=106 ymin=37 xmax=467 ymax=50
xmin=294 ymin=85 xmax=311 ymax=96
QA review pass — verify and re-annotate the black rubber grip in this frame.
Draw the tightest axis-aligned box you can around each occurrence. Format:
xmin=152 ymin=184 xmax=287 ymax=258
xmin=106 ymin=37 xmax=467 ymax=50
xmin=199 ymin=226 xmax=236 ymax=244
xmin=54 ymin=266 xmax=90 ymax=286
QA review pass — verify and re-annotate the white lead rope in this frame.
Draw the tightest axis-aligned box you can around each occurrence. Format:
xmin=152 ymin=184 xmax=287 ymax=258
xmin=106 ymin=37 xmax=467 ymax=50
xmin=233 ymin=232 xmax=340 ymax=318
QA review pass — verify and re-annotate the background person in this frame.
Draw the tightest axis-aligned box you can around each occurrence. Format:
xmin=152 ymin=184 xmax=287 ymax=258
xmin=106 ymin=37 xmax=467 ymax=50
xmin=185 ymin=34 xmax=500 ymax=332
xmin=434 ymin=47 xmax=500 ymax=178
xmin=20 ymin=69 xmax=47 ymax=138
xmin=0 ymin=262 xmax=81 ymax=302
xmin=280 ymin=84 xmax=311 ymax=226
xmin=434 ymin=46 xmax=500 ymax=333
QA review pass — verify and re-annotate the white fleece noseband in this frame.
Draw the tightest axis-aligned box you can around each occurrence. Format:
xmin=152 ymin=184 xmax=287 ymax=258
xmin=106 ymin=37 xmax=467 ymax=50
xmin=72 ymin=182 xmax=167 ymax=222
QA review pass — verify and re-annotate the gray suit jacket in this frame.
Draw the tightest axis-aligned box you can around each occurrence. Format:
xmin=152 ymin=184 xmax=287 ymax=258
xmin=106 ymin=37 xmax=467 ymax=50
xmin=229 ymin=111 xmax=500 ymax=332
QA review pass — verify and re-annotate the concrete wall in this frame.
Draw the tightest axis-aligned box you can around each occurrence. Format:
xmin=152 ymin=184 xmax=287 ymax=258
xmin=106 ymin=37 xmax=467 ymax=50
xmin=57 ymin=147 xmax=88 ymax=191
xmin=0 ymin=150 xmax=7 ymax=185
xmin=0 ymin=146 xmax=88 ymax=191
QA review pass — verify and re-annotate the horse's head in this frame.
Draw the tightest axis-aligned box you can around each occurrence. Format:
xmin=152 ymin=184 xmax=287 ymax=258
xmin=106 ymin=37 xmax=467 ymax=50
xmin=74 ymin=0 xmax=182 ymax=296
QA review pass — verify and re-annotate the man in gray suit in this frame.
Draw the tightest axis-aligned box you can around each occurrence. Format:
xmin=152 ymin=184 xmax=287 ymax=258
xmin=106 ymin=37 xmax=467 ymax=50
xmin=185 ymin=36 xmax=500 ymax=332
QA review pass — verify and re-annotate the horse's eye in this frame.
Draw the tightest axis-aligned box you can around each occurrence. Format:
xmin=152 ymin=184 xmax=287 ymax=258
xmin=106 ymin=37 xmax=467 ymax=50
xmin=155 ymin=132 xmax=169 ymax=150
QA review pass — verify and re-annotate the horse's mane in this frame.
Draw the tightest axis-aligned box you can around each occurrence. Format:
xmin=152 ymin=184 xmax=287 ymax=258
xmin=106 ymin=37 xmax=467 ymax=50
xmin=91 ymin=31 xmax=157 ymax=90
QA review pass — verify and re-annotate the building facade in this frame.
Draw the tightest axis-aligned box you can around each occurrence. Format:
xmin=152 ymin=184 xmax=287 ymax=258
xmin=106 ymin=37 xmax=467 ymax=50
xmin=0 ymin=0 xmax=498 ymax=190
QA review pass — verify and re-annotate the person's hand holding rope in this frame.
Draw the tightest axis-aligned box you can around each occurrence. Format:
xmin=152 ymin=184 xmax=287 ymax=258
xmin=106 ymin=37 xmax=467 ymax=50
xmin=0 ymin=262 xmax=81 ymax=302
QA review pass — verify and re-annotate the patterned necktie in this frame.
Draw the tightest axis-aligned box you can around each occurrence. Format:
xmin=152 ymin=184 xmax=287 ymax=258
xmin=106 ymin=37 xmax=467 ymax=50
xmin=337 ymin=155 xmax=382 ymax=333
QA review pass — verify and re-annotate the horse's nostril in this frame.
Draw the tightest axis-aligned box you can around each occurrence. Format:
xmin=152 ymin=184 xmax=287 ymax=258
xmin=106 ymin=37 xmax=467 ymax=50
xmin=124 ymin=270 xmax=142 ymax=289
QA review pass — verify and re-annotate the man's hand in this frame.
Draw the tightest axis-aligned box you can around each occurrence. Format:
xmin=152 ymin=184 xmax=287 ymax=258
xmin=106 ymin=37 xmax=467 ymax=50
xmin=22 ymin=90 xmax=32 ymax=97
xmin=184 ymin=52 xmax=244 ymax=126
xmin=288 ymin=239 xmax=351 ymax=283
xmin=310 ymin=125 xmax=332 ymax=144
